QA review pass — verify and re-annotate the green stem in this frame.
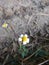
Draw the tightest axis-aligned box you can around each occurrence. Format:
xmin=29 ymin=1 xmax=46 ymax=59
xmin=20 ymin=43 xmax=22 ymax=49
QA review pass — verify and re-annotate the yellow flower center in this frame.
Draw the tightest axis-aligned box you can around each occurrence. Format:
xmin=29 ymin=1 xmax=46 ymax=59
xmin=22 ymin=36 xmax=28 ymax=42
xmin=2 ymin=23 xmax=8 ymax=28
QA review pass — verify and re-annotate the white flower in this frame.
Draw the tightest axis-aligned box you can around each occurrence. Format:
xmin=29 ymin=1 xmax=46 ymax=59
xmin=18 ymin=34 xmax=29 ymax=45
xmin=18 ymin=38 xmax=22 ymax=41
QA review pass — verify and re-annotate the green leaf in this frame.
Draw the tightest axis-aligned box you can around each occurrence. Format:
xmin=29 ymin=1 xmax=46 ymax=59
xmin=22 ymin=51 xmax=25 ymax=58
xmin=35 ymin=49 xmax=49 ymax=57
xmin=0 ymin=63 xmax=2 ymax=65
xmin=18 ymin=45 xmax=28 ymax=58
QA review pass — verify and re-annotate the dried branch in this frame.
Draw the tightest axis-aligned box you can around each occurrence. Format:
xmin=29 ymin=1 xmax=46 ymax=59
xmin=38 ymin=60 xmax=49 ymax=65
xmin=3 ymin=54 xmax=9 ymax=65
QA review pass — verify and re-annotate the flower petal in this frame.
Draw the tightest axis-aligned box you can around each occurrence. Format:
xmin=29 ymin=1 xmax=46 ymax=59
xmin=25 ymin=34 xmax=28 ymax=37
xmin=20 ymin=34 xmax=23 ymax=37
xmin=27 ymin=38 xmax=29 ymax=43
xmin=23 ymin=41 xmax=27 ymax=45
xmin=18 ymin=38 xmax=22 ymax=41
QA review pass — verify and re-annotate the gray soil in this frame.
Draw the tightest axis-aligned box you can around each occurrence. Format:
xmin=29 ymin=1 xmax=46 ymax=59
xmin=0 ymin=0 xmax=49 ymax=49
